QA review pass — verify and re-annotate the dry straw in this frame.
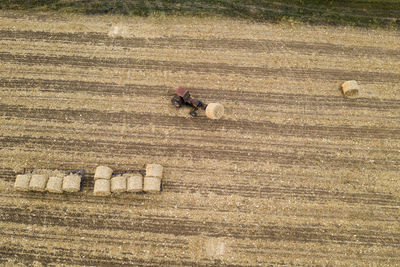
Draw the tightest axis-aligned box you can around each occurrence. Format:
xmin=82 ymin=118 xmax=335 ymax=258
xmin=46 ymin=176 xmax=63 ymax=193
xmin=62 ymin=174 xmax=81 ymax=192
xmin=107 ymin=25 xmax=130 ymax=38
xmin=111 ymin=175 xmax=127 ymax=193
xmin=14 ymin=174 xmax=31 ymax=191
xmin=206 ymin=103 xmax=224 ymax=119
xmin=29 ymin=174 xmax=48 ymax=191
xmin=93 ymin=179 xmax=111 ymax=196
xmin=205 ymin=238 xmax=226 ymax=259
xmin=94 ymin=166 xmax=113 ymax=180
xmin=146 ymin=164 xmax=163 ymax=178
xmin=126 ymin=173 xmax=143 ymax=192
xmin=143 ymin=176 xmax=162 ymax=193
xmin=341 ymin=80 xmax=359 ymax=97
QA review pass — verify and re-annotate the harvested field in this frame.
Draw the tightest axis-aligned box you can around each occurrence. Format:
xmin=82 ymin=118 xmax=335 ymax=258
xmin=0 ymin=11 xmax=400 ymax=266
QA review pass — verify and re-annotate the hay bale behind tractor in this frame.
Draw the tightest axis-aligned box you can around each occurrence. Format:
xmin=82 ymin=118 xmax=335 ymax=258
xmin=111 ymin=175 xmax=127 ymax=193
xmin=146 ymin=164 xmax=163 ymax=178
xmin=93 ymin=179 xmax=111 ymax=196
xmin=62 ymin=174 xmax=81 ymax=192
xmin=341 ymin=80 xmax=359 ymax=97
xmin=94 ymin=166 xmax=113 ymax=180
xmin=29 ymin=174 xmax=48 ymax=191
xmin=46 ymin=176 xmax=63 ymax=193
xmin=206 ymin=103 xmax=224 ymax=119
xmin=14 ymin=174 xmax=31 ymax=191
xmin=143 ymin=177 xmax=162 ymax=193
xmin=144 ymin=163 xmax=163 ymax=193
xmin=126 ymin=173 xmax=143 ymax=192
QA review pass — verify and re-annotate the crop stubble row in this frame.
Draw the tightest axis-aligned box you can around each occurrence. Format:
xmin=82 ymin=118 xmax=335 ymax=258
xmin=1 ymin=77 xmax=400 ymax=109
xmin=0 ymin=29 xmax=399 ymax=59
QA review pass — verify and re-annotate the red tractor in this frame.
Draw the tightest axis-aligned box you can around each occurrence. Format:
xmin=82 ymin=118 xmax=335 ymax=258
xmin=171 ymin=87 xmax=207 ymax=117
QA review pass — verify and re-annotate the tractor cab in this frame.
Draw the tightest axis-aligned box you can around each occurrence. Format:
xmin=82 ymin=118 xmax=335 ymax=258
xmin=175 ymin=87 xmax=190 ymax=101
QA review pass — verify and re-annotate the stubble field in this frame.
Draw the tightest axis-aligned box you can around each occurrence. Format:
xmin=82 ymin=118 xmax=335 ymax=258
xmin=0 ymin=11 xmax=399 ymax=266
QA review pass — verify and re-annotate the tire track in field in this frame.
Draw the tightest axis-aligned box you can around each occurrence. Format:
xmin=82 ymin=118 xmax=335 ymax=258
xmin=0 ymin=246 xmax=214 ymax=267
xmin=1 ymin=191 xmax=399 ymax=224
xmin=1 ymin=103 xmax=399 ymax=140
xmin=1 ymin=78 xmax=400 ymax=111
xmin=231 ymin=244 xmax=400 ymax=262
xmin=4 ymin=121 xmax=398 ymax=157
xmin=10 ymin=93 xmax=399 ymax=127
xmin=0 ymin=29 xmax=398 ymax=59
xmin=3 ymin=183 xmax=400 ymax=211
xmin=0 ymin=168 xmax=15 ymax=181
xmin=1 ymin=231 xmax=186 ymax=249
xmin=2 ymin=206 xmax=399 ymax=247
xmin=2 ymin=231 xmax=397 ymax=265
xmin=1 ymin=134 xmax=398 ymax=171
xmin=3 ymin=188 xmax=399 ymax=219
xmin=0 ymin=248 xmax=246 ymax=267
xmin=165 ymin=181 xmax=400 ymax=206
xmin=1 ymin=52 xmax=400 ymax=83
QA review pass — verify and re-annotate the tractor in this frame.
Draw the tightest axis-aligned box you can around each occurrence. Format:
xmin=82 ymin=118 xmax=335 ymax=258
xmin=171 ymin=87 xmax=207 ymax=117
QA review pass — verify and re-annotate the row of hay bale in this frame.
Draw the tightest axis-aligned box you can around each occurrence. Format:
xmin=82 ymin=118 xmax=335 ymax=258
xmin=93 ymin=164 xmax=163 ymax=196
xmin=14 ymin=172 xmax=82 ymax=193
xmin=14 ymin=163 xmax=164 ymax=195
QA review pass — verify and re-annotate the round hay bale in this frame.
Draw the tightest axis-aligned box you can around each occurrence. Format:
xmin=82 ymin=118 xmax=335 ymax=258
xmin=14 ymin=174 xmax=31 ymax=191
xmin=29 ymin=174 xmax=48 ymax=191
xmin=62 ymin=174 xmax=81 ymax=192
xmin=341 ymin=80 xmax=359 ymax=97
xmin=126 ymin=173 xmax=143 ymax=192
xmin=93 ymin=179 xmax=111 ymax=196
xmin=111 ymin=175 xmax=127 ymax=193
xmin=46 ymin=176 xmax=63 ymax=194
xmin=146 ymin=164 xmax=163 ymax=178
xmin=94 ymin=166 xmax=113 ymax=180
xmin=206 ymin=103 xmax=224 ymax=120
xmin=143 ymin=176 xmax=161 ymax=193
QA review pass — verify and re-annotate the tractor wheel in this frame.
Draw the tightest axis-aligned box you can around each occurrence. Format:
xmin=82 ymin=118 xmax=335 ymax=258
xmin=171 ymin=95 xmax=183 ymax=108
xmin=189 ymin=110 xmax=198 ymax=117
